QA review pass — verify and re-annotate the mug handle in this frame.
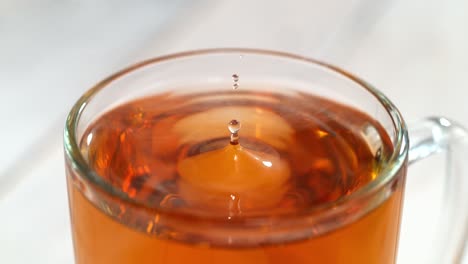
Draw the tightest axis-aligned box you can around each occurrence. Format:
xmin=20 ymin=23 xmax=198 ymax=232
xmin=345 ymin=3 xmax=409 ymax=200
xmin=408 ymin=117 xmax=468 ymax=263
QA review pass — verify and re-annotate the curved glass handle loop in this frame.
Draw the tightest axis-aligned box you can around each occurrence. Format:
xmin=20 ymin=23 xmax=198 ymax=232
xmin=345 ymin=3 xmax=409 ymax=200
xmin=408 ymin=117 xmax=468 ymax=263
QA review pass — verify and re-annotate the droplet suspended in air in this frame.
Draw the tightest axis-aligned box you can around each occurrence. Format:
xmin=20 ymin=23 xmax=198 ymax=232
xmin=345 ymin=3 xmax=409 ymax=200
xmin=228 ymin=119 xmax=241 ymax=145
xmin=232 ymin=74 xmax=239 ymax=89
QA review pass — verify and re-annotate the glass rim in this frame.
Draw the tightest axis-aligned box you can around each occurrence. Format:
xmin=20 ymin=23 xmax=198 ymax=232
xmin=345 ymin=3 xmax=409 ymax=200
xmin=64 ymin=48 xmax=409 ymax=227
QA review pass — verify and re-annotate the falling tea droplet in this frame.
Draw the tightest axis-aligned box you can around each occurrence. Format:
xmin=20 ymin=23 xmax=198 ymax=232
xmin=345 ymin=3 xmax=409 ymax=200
xmin=228 ymin=119 xmax=241 ymax=145
xmin=228 ymin=119 xmax=241 ymax=134
xmin=232 ymin=74 xmax=239 ymax=89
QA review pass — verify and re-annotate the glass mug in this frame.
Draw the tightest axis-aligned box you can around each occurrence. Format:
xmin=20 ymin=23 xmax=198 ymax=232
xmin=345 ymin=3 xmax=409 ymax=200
xmin=64 ymin=49 xmax=468 ymax=264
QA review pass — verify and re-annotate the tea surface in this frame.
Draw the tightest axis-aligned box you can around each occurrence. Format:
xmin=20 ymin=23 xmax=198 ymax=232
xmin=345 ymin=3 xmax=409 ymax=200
xmin=68 ymin=90 xmax=405 ymax=264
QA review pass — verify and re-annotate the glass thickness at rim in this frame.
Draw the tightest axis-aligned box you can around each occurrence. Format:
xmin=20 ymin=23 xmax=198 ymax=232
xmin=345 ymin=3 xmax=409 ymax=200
xmin=64 ymin=48 xmax=408 ymax=225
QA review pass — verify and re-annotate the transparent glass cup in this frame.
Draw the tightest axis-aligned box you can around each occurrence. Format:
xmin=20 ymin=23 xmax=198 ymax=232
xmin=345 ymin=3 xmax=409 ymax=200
xmin=64 ymin=49 xmax=468 ymax=264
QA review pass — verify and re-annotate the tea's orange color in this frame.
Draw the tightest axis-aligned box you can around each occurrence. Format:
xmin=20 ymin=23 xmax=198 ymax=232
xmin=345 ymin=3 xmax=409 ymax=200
xmin=67 ymin=91 xmax=405 ymax=264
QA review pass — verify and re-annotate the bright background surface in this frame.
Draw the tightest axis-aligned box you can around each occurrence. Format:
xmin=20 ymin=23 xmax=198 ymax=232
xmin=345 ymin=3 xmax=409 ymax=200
xmin=0 ymin=0 xmax=467 ymax=263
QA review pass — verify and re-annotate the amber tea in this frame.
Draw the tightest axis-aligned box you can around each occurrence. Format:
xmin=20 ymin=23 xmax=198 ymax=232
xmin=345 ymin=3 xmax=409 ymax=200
xmin=67 ymin=90 xmax=405 ymax=264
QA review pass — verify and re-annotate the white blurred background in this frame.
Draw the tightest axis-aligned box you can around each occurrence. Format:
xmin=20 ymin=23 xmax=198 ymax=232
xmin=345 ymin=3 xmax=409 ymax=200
xmin=0 ymin=0 xmax=467 ymax=263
